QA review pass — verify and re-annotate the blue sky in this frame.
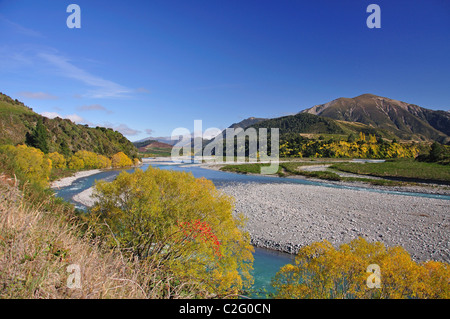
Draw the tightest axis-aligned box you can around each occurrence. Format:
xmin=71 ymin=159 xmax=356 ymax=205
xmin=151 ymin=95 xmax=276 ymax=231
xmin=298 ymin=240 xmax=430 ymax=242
xmin=0 ymin=0 xmax=449 ymax=140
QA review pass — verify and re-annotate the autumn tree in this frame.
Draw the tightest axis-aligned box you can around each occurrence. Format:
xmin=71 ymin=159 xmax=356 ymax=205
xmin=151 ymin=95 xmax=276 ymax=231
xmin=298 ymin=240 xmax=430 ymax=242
xmin=0 ymin=144 xmax=52 ymax=188
xmin=96 ymin=154 xmax=112 ymax=168
xmin=68 ymin=155 xmax=85 ymax=170
xmin=90 ymin=167 xmax=254 ymax=296
xmin=272 ymin=237 xmax=449 ymax=299
xmin=72 ymin=150 xmax=99 ymax=169
xmin=48 ymin=152 xmax=67 ymax=169
xmin=111 ymin=151 xmax=133 ymax=168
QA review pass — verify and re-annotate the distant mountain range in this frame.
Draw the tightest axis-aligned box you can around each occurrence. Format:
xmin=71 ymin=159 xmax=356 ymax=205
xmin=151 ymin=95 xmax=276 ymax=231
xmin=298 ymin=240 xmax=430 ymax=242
xmin=232 ymin=94 xmax=448 ymax=144
xmin=141 ymin=94 xmax=449 ymax=151
xmin=301 ymin=94 xmax=450 ymax=143
xmin=8 ymin=89 xmax=447 ymax=161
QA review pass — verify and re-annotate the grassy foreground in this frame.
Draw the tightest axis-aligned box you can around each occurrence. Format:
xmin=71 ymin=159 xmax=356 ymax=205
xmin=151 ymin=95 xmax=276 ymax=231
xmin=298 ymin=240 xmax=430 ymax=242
xmin=0 ymin=179 xmax=175 ymax=298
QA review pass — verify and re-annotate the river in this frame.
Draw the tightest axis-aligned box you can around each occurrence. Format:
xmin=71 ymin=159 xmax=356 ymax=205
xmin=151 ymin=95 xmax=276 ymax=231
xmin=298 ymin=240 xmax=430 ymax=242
xmin=53 ymin=160 xmax=450 ymax=297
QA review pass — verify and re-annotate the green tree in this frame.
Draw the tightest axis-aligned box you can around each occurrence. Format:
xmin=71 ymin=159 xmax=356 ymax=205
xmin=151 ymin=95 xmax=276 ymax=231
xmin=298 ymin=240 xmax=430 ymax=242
xmin=59 ymin=140 xmax=72 ymax=158
xmin=429 ymin=142 xmax=443 ymax=162
xmin=26 ymin=118 xmax=49 ymax=154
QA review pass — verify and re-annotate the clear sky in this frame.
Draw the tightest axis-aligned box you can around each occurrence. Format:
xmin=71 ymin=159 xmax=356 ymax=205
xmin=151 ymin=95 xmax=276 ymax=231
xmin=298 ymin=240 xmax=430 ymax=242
xmin=1 ymin=0 xmax=449 ymax=140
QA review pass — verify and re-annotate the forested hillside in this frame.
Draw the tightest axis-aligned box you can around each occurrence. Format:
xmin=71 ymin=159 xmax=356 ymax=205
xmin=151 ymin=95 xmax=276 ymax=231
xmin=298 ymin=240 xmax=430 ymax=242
xmin=0 ymin=92 xmax=138 ymax=158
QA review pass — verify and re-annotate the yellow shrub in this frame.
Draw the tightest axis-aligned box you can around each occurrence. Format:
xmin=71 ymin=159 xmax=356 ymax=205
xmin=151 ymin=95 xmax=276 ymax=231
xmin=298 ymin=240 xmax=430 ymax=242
xmin=68 ymin=156 xmax=85 ymax=170
xmin=0 ymin=144 xmax=52 ymax=188
xmin=72 ymin=150 xmax=99 ymax=169
xmin=272 ymin=237 xmax=449 ymax=299
xmin=90 ymin=167 xmax=254 ymax=296
xmin=111 ymin=152 xmax=133 ymax=168
xmin=96 ymin=154 xmax=112 ymax=169
xmin=48 ymin=152 xmax=66 ymax=169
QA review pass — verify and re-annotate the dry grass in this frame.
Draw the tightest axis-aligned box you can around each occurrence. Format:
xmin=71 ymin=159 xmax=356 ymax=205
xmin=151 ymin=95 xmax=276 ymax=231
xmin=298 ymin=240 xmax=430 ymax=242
xmin=0 ymin=178 xmax=203 ymax=299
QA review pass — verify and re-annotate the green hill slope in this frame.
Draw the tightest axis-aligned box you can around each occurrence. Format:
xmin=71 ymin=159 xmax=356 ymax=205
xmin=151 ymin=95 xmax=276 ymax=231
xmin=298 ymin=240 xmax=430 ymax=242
xmin=0 ymin=92 xmax=138 ymax=158
xmin=248 ymin=112 xmax=383 ymax=139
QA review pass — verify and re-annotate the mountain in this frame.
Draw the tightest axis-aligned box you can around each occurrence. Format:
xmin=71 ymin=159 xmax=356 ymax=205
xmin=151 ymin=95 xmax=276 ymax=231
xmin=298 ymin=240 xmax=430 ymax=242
xmin=134 ymin=136 xmax=175 ymax=146
xmin=302 ymin=94 xmax=450 ymax=143
xmin=0 ymin=92 xmax=139 ymax=158
xmin=227 ymin=117 xmax=267 ymax=130
xmin=133 ymin=139 xmax=173 ymax=153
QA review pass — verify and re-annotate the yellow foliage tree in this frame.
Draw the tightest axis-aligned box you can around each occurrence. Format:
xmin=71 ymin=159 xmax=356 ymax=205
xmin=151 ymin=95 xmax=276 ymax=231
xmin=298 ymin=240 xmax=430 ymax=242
xmin=359 ymin=132 xmax=366 ymax=142
xmin=68 ymin=155 xmax=85 ymax=170
xmin=68 ymin=150 xmax=114 ymax=170
xmin=90 ymin=167 xmax=254 ymax=297
xmin=72 ymin=150 xmax=100 ymax=169
xmin=96 ymin=154 xmax=112 ymax=169
xmin=272 ymin=237 xmax=449 ymax=299
xmin=111 ymin=151 xmax=133 ymax=168
xmin=48 ymin=152 xmax=66 ymax=169
xmin=368 ymin=134 xmax=378 ymax=144
xmin=0 ymin=144 xmax=52 ymax=188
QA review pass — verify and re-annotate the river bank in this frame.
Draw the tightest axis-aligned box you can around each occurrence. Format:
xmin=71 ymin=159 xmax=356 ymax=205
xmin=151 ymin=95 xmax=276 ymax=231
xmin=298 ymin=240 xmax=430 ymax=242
xmin=64 ymin=159 xmax=449 ymax=264
xmin=50 ymin=162 xmax=145 ymax=189
xmin=55 ymin=159 xmax=449 ymax=264
xmin=50 ymin=169 xmax=103 ymax=188
xmin=71 ymin=178 xmax=450 ymax=263
xmin=196 ymin=162 xmax=450 ymax=196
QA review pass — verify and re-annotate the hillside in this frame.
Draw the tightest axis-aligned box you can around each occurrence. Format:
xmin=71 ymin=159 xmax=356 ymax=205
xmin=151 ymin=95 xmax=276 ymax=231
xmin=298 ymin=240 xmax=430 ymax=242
xmin=0 ymin=92 xmax=139 ymax=158
xmin=302 ymin=94 xmax=450 ymax=143
xmin=133 ymin=139 xmax=173 ymax=156
xmin=134 ymin=139 xmax=172 ymax=151
xmin=248 ymin=112 xmax=383 ymax=139
xmin=227 ymin=117 xmax=267 ymax=130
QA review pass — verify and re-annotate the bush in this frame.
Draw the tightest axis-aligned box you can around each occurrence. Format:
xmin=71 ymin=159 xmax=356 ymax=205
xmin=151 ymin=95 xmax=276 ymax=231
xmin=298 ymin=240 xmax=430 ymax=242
xmin=0 ymin=144 xmax=52 ymax=188
xmin=68 ymin=155 xmax=85 ymax=170
xmin=90 ymin=167 xmax=254 ymax=296
xmin=111 ymin=151 xmax=133 ymax=168
xmin=48 ymin=152 xmax=67 ymax=169
xmin=272 ymin=237 xmax=449 ymax=299
xmin=96 ymin=154 xmax=112 ymax=169
xmin=72 ymin=150 xmax=100 ymax=169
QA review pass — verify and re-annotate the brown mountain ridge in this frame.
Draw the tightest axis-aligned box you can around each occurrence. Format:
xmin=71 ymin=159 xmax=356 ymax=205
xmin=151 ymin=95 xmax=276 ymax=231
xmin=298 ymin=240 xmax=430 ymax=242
xmin=301 ymin=94 xmax=450 ymax=143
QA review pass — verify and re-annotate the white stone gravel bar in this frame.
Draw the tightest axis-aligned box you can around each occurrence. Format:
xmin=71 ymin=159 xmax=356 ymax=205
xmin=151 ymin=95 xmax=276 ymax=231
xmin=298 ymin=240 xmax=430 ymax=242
xmin=218 ymin=182 xmax=450 ymax=262
xmin=50 ymin=169 xmax=102 ymax=189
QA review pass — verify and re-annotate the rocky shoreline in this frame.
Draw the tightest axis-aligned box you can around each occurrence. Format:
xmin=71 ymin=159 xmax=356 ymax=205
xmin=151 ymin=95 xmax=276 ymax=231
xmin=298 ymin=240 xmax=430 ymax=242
xmin=50 ymin=169 xmax=102 ymax=189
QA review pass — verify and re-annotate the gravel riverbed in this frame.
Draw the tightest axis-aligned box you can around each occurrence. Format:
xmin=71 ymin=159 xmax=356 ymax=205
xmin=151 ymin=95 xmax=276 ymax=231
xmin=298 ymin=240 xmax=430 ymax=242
xmin=218 ymin=182 xmax=450 ymax=263
xmin=70 ymin=176 xmax=450 ymax=263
